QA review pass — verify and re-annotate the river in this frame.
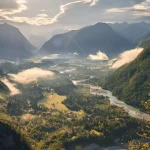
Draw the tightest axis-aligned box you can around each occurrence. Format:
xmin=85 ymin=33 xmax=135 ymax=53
xmin=72 ymin=80 xmax=150 ymax=121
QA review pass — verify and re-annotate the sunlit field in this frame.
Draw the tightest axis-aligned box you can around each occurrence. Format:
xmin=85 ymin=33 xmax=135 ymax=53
xmin=38 ymin=93 xmax=68 ymax=111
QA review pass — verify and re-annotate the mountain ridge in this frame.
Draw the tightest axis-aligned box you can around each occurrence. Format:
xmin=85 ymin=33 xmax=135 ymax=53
xmin=0 ymin=23 xmax=36 ymax=59
xmin=40 ymin=23 xmax=134 ymax=58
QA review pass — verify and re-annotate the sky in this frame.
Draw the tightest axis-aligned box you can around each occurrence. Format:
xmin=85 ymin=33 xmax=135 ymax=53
xmin=1 ymin=0 xmax=150 ymax=37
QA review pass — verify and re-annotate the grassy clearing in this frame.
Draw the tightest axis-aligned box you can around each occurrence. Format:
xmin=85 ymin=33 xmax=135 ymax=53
xmin=39 ymin=93 xmax=85 ymax=118
xmin=22 ymin=114 xmax=35 ymax=121
xmin=39 ymin=93 xmax=68 ymax=111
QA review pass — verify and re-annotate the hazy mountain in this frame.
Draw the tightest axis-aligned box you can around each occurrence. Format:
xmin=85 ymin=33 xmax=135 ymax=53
xmin=108 ymin=22 xmax=129 ymax=33
xmin=40 ymin=30 xmax=78 ymax=55
xmin=51 ymin=29 xmax=69 ymax=37
xmin=40 ymin=23 xmax=134 ymax=58
xmin=105 ymin=44 xmax=150 ymax=111
xmin=110 ymin=22 xmax=150 ymax=43
xmin=0 ymin=23 xmax=36 ymax=59
xmin=30 ymin=34 xmax=47 ymax=48
xmin=134 ymin=31 xmax=150 ymax=47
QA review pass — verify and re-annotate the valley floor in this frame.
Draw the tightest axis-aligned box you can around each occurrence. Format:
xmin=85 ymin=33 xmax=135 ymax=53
xmin=0 ymin=57 xmax=149 ymax=150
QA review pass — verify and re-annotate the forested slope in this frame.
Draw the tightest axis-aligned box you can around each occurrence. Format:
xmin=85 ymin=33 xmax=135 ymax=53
xmin=105 ymin=44 xmax=150 ymax=111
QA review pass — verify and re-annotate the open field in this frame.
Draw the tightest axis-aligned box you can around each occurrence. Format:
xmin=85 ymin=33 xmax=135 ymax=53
xmin=39 ymin=93 xmax=68 ymax=111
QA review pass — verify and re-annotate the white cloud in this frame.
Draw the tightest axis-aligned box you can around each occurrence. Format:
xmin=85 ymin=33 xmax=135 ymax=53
xmin=106 ymin=0 xmax=150 ymax=17
xmin=0 ymin=0 xmax=27 ymax=15
xmin=42 ymin=54 xmax=60 ymax=60
xmin=3 ymin=15 xmax=53 ymax=26
xmin=1 ymin=78 xmax=20 ymax=95
xmin=0 ymin=0 xmax=149 ymax=26
xmin=106 ymin=8 xmax=127 ymax=13
xmin=88 ymin=51 xmax=109 ymax=60
xmin=111 ymin=47 xmax=143 ymax=69
xmin=1 ymin=1 xmax=81 ymax=25
xmin=9 ymin=68 xmax=54 ymax=84
xmin=90 ymin=0 xmax=98 ymax=6
xmin=1 ymin=0 xmax=99 ymax=25
xmin=40 ymin=9 xmax=46 ymax=12
xmin=50 ymin=0 xmax=98 ymax=24
xmin=84 ymin=0 xmax=98 ymax=6
xmin=74 ymin=52 xmax=79 ymax=55
xmin=37 ymin=14 xmax=48 ymax=17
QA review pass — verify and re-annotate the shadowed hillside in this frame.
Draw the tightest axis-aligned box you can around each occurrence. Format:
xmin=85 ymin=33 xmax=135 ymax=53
xmin=41 ymin=23 xmax=134 ymax=58
xmin=105 ymin=44 xmax=150 ymax=111
xmin=0 ymin=119 xmax=31 ymax=150
xmin=0 ymin=23 xmax=36 ymax=59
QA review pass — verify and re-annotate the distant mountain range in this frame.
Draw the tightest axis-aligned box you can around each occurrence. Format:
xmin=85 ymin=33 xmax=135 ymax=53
xmin=134 ymin=31 xmax=150 ymax=47
xmin=105 ymin=43 xmax=150 ymax=111
xmin=0 ymin=23 xmax=36 ymax=59
xmin=109 ymin=22 xmax=150 ymax=43
xmin=1 ymin=22 xmax=150 ymax=59
xmin=40 ymin=23 xmax=134 ymax=58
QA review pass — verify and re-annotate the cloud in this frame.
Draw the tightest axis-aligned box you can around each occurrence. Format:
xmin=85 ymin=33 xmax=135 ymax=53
xmin=0 ymin=0 xmax=27 ymax=15
xmin=40 ymin=9 xmax=46 ymax=12
xmin=0 ymin=0 xmax=149 ymax=26
xmin=88 ymin=51 xmax=109 ymax=60
xmin=106 ymin=0 xmax=150 ymax=17
xmin=37 ymin=14 xmax=48 ymax=17
xmin=111 ymin=47 xmax=143 ymax=69
xmin=1 ymin=78 xmax=20 ymax=95
xmin=84 ymin=0 xmax=98 ymax=6
xmin=1 ymin=1 xmax=81 ymax=25
xmin=96 ymin=0 xmax=145 ymax=8
xmin=42 ymin=54 xmax=60 ymax=60
xmin=9 ymin=68 xmax=54 ymax=84
xmin=0 ymin=0 xmax=18 ymax=9
xmin=49 ymin=0 xmax=146 ymax=26
xmin=1 ymin=0 xmax=98 ymax=25
xmin=74 ymin=52 xmax=79 ymax=55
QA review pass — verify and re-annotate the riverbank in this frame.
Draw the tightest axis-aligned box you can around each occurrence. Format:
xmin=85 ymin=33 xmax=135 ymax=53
xmin=72 ymin=79 xmax=150 ymax=121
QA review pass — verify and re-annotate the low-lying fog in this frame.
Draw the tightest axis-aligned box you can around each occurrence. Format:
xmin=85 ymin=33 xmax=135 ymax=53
xmin=0 ymin=47 xmax=144 ymax=96
xmin=88 ymin=51 xmax=109 ymax=61
xmin=1 ymin=68 xmax=55 ymax=95
xmin=1 ymin=78 xmax=20 ymax=96
xmin=9 ymin=68 xmax=54 ymax=84
xmin=88 ymin=48 xmax=143 ymax=69
xmin=111 ymin=48 xmax=143 ymax=68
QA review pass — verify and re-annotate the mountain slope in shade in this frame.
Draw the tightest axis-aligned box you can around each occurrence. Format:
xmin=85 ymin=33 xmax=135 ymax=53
xmin=134 ymin=31 xmax=150 ymax=47
xmin=110 ymin=22 xmax=150 ymax=42
xmin=40 ymin=30 xmax=78 ymax=55
xmin=0 ymin=81 xmax=9 ymax=93
xmin=40 ymin=23 xmax=134 ymax=58
xmin=105 ymin=44 xmax=150 ymax=111
xmin=0 ymin=23 xmax=36 ymax=59
xmin=0 ymin=118 xmax=31 ymax=150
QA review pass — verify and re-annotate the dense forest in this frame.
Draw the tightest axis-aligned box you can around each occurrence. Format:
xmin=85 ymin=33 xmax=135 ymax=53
xmin=0 ymin=46 xmax=149 ymax=149
xmin=105 ymin=44 xmax=150 ymax=111
xmin=0 ymin=114 xmax=31 ymax=150
xmin=0 ymin=73 xmax=148 ymax=149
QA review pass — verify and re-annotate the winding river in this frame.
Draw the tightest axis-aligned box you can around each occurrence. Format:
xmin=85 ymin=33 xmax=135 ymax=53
xmin=72 ymin=80 xmax=150 ymax=121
